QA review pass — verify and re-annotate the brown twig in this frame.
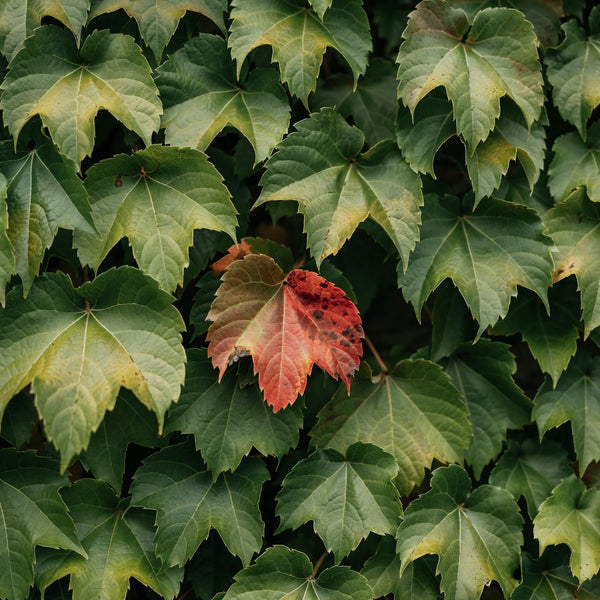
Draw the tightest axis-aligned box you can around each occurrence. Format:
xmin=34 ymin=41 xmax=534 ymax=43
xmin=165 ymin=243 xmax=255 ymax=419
xmin=312 ymin=551 xmax=329 ymax=577
xmin=364 ymin=335 xmax=388 ymax=373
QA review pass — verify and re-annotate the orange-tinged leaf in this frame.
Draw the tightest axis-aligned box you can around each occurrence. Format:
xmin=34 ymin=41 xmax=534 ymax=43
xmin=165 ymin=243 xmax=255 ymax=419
xmin=206 ymin=254 xmax=363 ymax=411
xmin=211 ymin=240 xmax=253 ymax=274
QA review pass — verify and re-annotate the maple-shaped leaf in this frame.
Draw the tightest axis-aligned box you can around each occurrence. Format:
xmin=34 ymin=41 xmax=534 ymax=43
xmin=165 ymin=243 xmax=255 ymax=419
xmin=157 ymin=34 xmax=290 ymax=164
xmin=548 ymin=125 xmax=600 ymax=203
xmin=397 ymin=464 xmax=523 ymax=600
xmin=308 ymin=0 xmax=332 ymax=19
xmin=514 ymin=550 xmax=600 ymax=600
xmin=206 ymin=253 xmax=363 ymax=411
xmin=397 ymin=0 xmax=544 ymax=152
xmin=0 ymin=0 xmax=89 ymax=61
xmin=221 ymin=545 xmax=373 ymax=600
xmin=130 ymin=442 xmax=268 ymax=567
xmin=228 ymin=0 xmax=371 ymax=104
xmin=0 ymin=267 xmax=185 ymax=470
xmin=210 ymin=237 xmax=295 ymax=275
xmin=36 ymin=479 xmax=183 ymax=600
xmin=534 ymin=348 xmax=600 ymax=473
xmin=545 ymin=9 xmax=600 ymax=139
xmin=489 ymin=437 xmax=572 ymax=519
xmin=276 ymin=443 xmax=401 ymax=561
xmin=0 ymin=26 xmax=161 ymax=167
xmin=398 ymin=194 xmax=554 ymax=336
xmin=80 ymin=390 xmax=162 ymax=493
xmin=442 ymin=339 xmax=531 ymax=478
xmin=255 ymin=108 xmax=423 ymax=269
xmin=312 ymin=58 xmax=397 ymax=146
xmin=361 ymin=537 xmax=440 ymax=600
xmin=534 ymin=475 xmax=600 ymax=583
xmin=0 ymin=130 xmax=96 ymax=296
xmin=544 ymin=190 xmax=600 ymax=336
xmin=165 ymin=349 xmax=302 ymax=475
xmin=74 ymin=145 xmax=236 ymax=292
xmin=493 ymin=284 xmax=581 ymax=385
xmin=88 ymin=0 xmax=226 ymax=62
xmin=0 ymin=173 xmax=14 ymax=306
xmin=0 ymin=449 xmax=84 ymax=600
xmin=310 ymin=359 xmax=470 ymax=495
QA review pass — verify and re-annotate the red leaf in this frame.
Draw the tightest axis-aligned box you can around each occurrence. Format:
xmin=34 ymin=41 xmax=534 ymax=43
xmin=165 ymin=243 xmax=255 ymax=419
xmin=206 ymin=254 xmax=363 ymax=411
xmin=211 ymin=240 xmax=253 ymax=273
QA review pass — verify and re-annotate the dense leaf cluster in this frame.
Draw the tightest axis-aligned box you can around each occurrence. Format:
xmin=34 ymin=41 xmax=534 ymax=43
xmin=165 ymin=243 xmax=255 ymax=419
xmin=0 ymin=1 xmax=599 ymax=599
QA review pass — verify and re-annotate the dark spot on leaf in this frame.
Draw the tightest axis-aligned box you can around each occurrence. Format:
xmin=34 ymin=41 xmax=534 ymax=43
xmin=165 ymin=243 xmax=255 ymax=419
xmin=320 ymin=282 xmax=328 ymax=288
xmin=115 ymin=175 xmax=122 ymax=187
xmin=313 ymin=309 xmax=324 ymax=320
xmin=330 ymin=331 xmax=338 ymax=340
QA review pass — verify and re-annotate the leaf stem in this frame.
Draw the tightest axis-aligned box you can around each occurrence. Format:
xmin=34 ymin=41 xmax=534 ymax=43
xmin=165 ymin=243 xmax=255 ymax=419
xmin=312 ymin=551 xmax=329 ymax=577
xmin=364 ymin=335 xmax=388 ymax=373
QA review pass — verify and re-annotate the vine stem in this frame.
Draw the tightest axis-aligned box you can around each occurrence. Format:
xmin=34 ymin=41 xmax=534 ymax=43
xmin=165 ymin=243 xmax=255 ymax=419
xmin=364 ymin=335 xmax=388 ymax=373
xmin=312 ymin=551 xmax=329 ymax=577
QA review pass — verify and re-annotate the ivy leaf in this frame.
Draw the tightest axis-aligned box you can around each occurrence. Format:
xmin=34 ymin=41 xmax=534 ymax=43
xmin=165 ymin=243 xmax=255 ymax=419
xmin=310 ymin=360 xmax=470 ymax=495
xmin=548 ymin=125 xmax=600 ymax=203
xmin=0 ymin=267 xmax=185 ymax=471
xmin=397 ymin=465 xmax=523 ymax=600
xmin=206 ymin=253 xmax=364 ymax=412
xmin=80 ymin=390 xmax=162 ymax=493
xmin=398 ymin=194 xmax=554 ymax=336
xmin=544 ymin=190 xmax=600 ymax=336
xmin=493 ymin=284 xmax=581 ymax=385
xmin=0 ymin=26 xmax=161 ymax=167
xmin=0 ymin=173 xmax=14 ymax=306
xmin=255 ymin=108 xmax=423 ymax=269
xmin=442 ymin=339 xmax=531 ymax=478
xmin=157 ymin=34 xmax=290 ymax=164
xmin=312 ymin=58 xmax=397 ymax=146
xmin=545 ymin=11 xmax=600 ymax=140
xmin=130 ymin=442 xmax=268 ymax=567
xmin=0 ymin=449 xmax=84 ymax=600
xmin=397 ymin=0 xmax=543 ymax=152
xmin=533 ymin=348 xmax=600 ymax=473
xmin=0 ymin=0 xmax=89 ymax=61
xmin=165 ymin=349 xmax=302 ymax=476
xmin=36 ymin=479 xmax=183 ymax=600
xmin=534 ymin=475 xmax=600 ymax=583
xmin=88 ymin=0 xmax=226 ymax=62
xmin=74 ymin=145 xmax=237 ymax=292
xmin=228 ymin=0 xmax=371 ymax=104
xmin=489 ymin=438 xmax=572 ymax=519
xmin=275 ymin=443 xmax=401 ymax=561
xmin=308 ymin=0 xmax=332 ymax=19
xmin=221 ymin=545 xmax=373 ymax=600
xmin=0 ymin=131 xmax=95 ymax=296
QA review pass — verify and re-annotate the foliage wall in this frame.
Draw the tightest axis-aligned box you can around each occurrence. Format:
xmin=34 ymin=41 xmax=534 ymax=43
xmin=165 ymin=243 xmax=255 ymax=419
xmin=0 ymin=0 xmax=598 ymax=599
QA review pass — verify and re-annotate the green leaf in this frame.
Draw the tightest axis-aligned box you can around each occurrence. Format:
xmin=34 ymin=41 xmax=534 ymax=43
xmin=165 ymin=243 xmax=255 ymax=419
xmin=442 ymin=339 xmax=531 ymax=478
xmin=489 ymin=437 xmax=572 ymax=519
xmin=534 ymin=475 xmax=600 ymax=583
xmin=545 ymin=14 xmax=600 ymax=139
xmin=544 ymin=190 xmax=600 ymax=336
xmin=88 ymin=0 xmax=226 ymax=62
xmin=276 ymin=442 xmax=402 ymax=561
xmin=0 ymin=393 xmax=35 ymax=449
xmin=157 ymin=34 xmax=290 ymax=164
xmin=74 ymin=145 xmax=237 ymax=292
xmin=310 ymin=360 xmax=470 ymax=495
xmin=397 ymin=0 xmax=543 ymax=152
xmin=189 ymin=272 xmax=222 ymax=338
xmin=0 ymin=172 xmax=14 ymax=305
xmin=36 ymin=479 xmax=183 ymax=600
xmin=312 ymin=58 xmax=397 ymax=146
xmin=222 ymin=545 xmax=373 ymax=600
xmin=308 ymin=0 xmax=332 ymax=19
xmin=0 ymin=267 xmax=185 ymax=470
xmin=0 ymin=449 xmax=83 ymax=600
xmin=165 ymin=349 xmax=302 ymax=476
xmin=533 ymin=347 xmax=600 ymax=473
xmin=493 ymin=284 xmax=581 ymax=385
xmin=361 ymin=537 xmax=440 ymax=600
xmin=80 ymin=389 xmax=161 ymax=493
xmin=0 ymin=26 xmax=161 ymax=167
xmin=398 ymin=194 xmax=554 ymax=336
xmin=0 ymin=0 xmax=89 ymax=61
xmin=548 ymin=125 xmax=600 ymax=203
xmin=229 ymin=0 xmax=371 ymax=104
xmin=0 ymin=131 xmax=95 ymax=296
xmin=397 ymin=464 xmax=523 ymax=600
xmin=130 ymin=442 xmax=268 ymax=567
xmin=255 ymin=108 xmax=423 ymax=268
